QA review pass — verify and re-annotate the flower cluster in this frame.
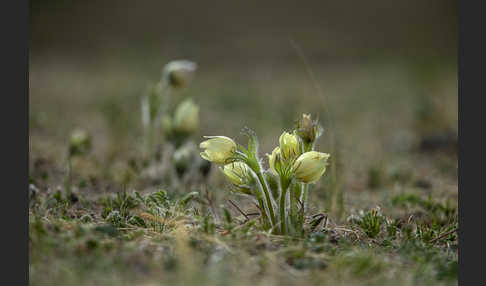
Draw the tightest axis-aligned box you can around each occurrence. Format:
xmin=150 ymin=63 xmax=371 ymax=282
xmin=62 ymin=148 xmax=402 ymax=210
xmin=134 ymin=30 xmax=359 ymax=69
xmin=199 ymin=114 xmax=329 ymax=235
xmin=141 ymin=60 xmax=199 ymax=161
xmin=140 ymin=60 xmax=210 ymax=185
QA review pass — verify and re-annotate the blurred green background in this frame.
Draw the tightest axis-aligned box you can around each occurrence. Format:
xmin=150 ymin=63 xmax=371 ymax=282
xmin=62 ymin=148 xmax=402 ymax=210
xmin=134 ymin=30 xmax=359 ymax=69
xmin=29 ymin=0 xmax=457 ymax=204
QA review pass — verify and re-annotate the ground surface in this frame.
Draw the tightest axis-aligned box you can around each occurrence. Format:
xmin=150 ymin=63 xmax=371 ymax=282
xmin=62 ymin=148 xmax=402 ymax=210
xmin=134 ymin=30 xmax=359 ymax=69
xmin=29 ymin=57 xmax=457 ymax=286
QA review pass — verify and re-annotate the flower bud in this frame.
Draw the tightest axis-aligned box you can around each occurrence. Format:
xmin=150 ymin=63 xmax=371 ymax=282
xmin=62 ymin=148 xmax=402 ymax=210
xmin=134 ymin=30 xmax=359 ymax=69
xmin=220 ymin=162 xmax=252 ymax=186
xmin=293 ymin=151 xmax=330 ymax=183
xmin=69 ymin=129 xmax=91 ymax=156
xmin=173 ymin=98 xmax=199 ymax=134
xmin=279 ymin=132 xmax=300 ymax=160
xmin=162 ymin=60 xmax=197 ymax=88
xmin=266 ymin=146 xmax=280 ymax=174
xmin=297 ymin=114 xmax=313 ymax=141
xmin=199 ymin=136 xmax=237 ymax=164
xmin=296 ymin=113 xmax=323 ymax=147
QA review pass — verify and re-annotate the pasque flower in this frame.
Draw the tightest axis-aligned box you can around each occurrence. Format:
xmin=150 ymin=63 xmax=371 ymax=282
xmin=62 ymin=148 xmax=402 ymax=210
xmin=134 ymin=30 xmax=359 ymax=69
xmin=293 ymin=151 xmax=330 ymax=183
xmin=296 ymin=113 xmax=323 ymax=149
xmin=296 ymin=114 xmax=314 ymax=143
xmin=163 ymin=60 xmax=197 ymax=88
xmin=267 ymin=146 xmax=280 ymax=174
xmin=221 ymin=161 xmax=252 ymax=186
xmin=69 ymin=129 xmax=92 ymax=156
xmin=279 ymin=132 xmax=300 ymax=160
xmin=200 ymin=136 xmax=237 ymax=164
xmin=199 ymin=114 xmax=330 ymax=236
xmin=173 ymin=98 xmax=199 ymax=134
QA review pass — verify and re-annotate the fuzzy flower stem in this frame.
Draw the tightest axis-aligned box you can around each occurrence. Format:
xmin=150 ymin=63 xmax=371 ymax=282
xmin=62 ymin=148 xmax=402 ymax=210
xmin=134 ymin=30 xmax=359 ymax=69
xmin=299 ymin=139 xmax=314 ymax=213
xmin=250 ymin=187 xmax=268 ymax=226
xmin=145 ymin=81 xmax=170 ymax=162
xmin=302 ymin=184 xmax=309 ymax=211
xmin=299 ymin=183 xmax=308 ymax=233
xmin=65 ymin=155 xmax=72 ymax=201
xmin=256 ymin=196 xmax=270 ymax=228
xmin=153 ymin=82 xmax=170 ymax=133
xmin=279 ymin=177 xmax=290 ymax=235
xmin=289 ymin=185 xmax=295 ymax=230
xmin=146 ymin=125 xmax=155 ymax=161
xmin=299 ymin=183 xmax=306 ymax=211
xmin=244 ymin=152 xmax=277 ymax=229
xmin=255 ymin=171 xmax=277 ymax=229
xmin=159 ymin=83 xmax=170 ymax=117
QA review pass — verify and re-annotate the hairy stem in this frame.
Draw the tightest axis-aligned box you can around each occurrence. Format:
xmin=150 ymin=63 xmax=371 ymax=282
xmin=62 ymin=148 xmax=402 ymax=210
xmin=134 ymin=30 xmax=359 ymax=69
xmin=65 ymin=156 xmax=72 ymax=200
xmin=298 ymin=183 xmax=308 ymax=235
xmin=250 ymin=187 xmax=270 ymax=227
xmin=145 ymin=81 xmax=170 ymax=162
xmin=255 ymin=172 xmax=277 ymax=229
xmin=300 ymin=183 xmax=309 ymax=213
xmin=279 ymin=178 xmax=290 ymax=235
xmin=302 ymin=184 xmax=309 ymax=211
xmin=289 ymin=185 xmax=295 ymax=230
xmin=146 ymin=125 xmax=154 ymax=161
xmin=257 ymin=197 xmax=270 ymax=228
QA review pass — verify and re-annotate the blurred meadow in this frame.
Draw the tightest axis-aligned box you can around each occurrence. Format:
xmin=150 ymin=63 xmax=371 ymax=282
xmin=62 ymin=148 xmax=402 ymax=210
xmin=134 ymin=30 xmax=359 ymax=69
xmin=29 ymin=1 xmax=457 ymax=285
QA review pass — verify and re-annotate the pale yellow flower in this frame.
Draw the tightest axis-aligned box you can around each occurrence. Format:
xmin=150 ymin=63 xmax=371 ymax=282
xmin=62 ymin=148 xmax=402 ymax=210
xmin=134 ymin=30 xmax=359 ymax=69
xmin=221 ymin=162 xmax=251 ymax=186
xmin=200 ymin=136 xmax=236 ymax=164
xmin=266 ymin=146 xmax=281 ymax=174
xmin=173 ymin=99 xmax=199 ymax=133
xmin=279 ymin=132 xmax=300 ymax=160
xmin=69 ymin=129 xmax=91 ymax=156
xmin=293 ymin=151 xmax=330 ymax=183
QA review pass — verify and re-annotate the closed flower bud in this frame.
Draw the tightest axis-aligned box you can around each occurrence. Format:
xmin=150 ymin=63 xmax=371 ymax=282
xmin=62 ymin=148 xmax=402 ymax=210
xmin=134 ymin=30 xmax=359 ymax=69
xmin=293 ymin=151 xmax=330 ymax=183
xmin=266 ymin=146 xmax=280 ymax=174
xmin=173 ymin=99 xmax=199 ymax=134
xmin=220 ymin=162 xmax=252 ymax=186
xmin=69 ymin=129 xmax=91 ymax=156
xmin=296 ymin=113 xmax=323 ymax=147
xmin=200 ymin=136 xmax=237 ymax=164
xmin=279 ymin=132 xmax=300 ymax=160
xmin=163 ymin=60 xmax=197 ymax=88
xmin=297 ymin=114 xmax=313 ymax=142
